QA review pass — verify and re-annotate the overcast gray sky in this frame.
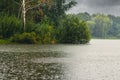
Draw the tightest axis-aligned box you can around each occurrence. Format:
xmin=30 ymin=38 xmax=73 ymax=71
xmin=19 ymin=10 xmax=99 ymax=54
xmin=67 ymin=0 xmax=120 ymax=16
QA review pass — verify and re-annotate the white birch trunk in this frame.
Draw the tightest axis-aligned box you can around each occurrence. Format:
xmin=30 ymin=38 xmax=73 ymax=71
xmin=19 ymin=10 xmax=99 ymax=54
xmin=22 ymin=0 xmax=26 ymax=32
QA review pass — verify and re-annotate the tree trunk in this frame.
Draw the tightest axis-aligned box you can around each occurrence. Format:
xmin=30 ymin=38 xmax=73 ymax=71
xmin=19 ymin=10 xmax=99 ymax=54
xmin=22 ymin=0 xmax=26 ymax=32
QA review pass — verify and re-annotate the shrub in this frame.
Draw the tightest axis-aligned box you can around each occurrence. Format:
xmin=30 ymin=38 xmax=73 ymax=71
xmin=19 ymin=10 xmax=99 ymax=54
xmin=25 ymin=21 xmax=37 ymax=32
xmin=0 ymin=15 xmax=21 ymax=38
xmin=35 ymin=23 xmax=56 ymax=44
xmin=11 ymin=32 xmax=40 ymax=44
xmin=0 ymin=39 xmax=11 ymax=44
xmin=60 ymin=16 xmax=91 ymax=44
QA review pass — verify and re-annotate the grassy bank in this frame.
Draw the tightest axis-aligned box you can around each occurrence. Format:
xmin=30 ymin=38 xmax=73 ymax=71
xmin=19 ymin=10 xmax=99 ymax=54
xmin=0 ymin=39 xmax=11 ymax=44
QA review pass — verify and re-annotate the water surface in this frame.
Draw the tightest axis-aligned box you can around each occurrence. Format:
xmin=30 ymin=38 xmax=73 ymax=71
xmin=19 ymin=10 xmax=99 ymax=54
xmin=0 ymin=39 xmax=120 ymax=80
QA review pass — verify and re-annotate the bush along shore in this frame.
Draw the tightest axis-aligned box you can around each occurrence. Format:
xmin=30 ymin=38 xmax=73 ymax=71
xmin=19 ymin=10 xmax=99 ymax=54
xmin=0 ymin=16 xmax=91 ymax=44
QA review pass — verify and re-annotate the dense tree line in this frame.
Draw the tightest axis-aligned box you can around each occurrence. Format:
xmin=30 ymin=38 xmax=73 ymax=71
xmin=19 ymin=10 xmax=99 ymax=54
xmin=0 ymin=0 xmax=90 ymax=44
xmin=74 ymin=12 xmax=120 ymax=39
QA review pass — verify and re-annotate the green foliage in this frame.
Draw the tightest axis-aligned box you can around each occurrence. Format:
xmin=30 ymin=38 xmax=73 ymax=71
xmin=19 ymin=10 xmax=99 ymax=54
xmin=77 ymin=13 xmax=120 ymax=39
xmin=76 ymin=12 xmax=91 ymax=21
xmin=86 ymin=20 xmax=95 ymax=35
xmin=59 ymin=16 xmax=91 ymax=44
xmin=0 ymin=0 xmax=92 ymax=44
xmin=107 ymin=15 xmax=120 ymax=38
xmin=11 ymin=32 xmax=40 ymax=44
xmin=0 ymin=0 xmax=20 ymax=16
xmin=92 ymin=14 xmax=111 ymax=38
xmin=42 ymin=0 xmax=77 ymax=26
xmin=0 ymin=39 xmax=11 ymax=44
xmin=35 ymin=23 xmax=56 ymax=44
xmin=0 ymin=15 xmax=21 ymax=38
xmin=25 ymin=21 xmax=37 ymax=32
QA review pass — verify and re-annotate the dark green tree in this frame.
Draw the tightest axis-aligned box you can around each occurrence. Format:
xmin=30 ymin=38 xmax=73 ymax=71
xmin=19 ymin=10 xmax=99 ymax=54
xmin=41 ymin=0 xmax=77 ymax=26
xmin=59 ymin=16 xmax=91 ymax=44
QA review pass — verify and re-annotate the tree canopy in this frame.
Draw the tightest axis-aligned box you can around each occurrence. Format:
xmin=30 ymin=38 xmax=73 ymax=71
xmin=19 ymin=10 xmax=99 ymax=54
xmin=75 ymin=12 xmax=120 ymax=39
xmin=0 ymin=0 xmax=91 ymax=44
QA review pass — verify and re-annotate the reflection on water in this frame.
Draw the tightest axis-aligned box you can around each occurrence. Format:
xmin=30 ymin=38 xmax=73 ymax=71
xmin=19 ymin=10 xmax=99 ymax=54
xmin=1 ymin=39 xmax=120 ymax=80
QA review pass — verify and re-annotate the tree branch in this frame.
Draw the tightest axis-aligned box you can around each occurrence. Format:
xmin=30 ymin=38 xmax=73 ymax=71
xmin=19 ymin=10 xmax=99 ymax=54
xmin=12 ymin=0 xmax=20 ymax=5
xmin=26 ymin=3 xmax=41 ymax=12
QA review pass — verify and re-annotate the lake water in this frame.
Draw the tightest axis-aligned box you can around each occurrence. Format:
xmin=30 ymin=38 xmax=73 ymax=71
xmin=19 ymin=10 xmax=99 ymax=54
xmin=0 ymin=39 xmax=120 ymax=80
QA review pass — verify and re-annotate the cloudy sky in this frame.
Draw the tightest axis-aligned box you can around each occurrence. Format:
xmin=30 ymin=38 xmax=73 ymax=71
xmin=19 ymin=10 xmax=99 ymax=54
xmin=67 ymin=0 xmax=120 ymax=16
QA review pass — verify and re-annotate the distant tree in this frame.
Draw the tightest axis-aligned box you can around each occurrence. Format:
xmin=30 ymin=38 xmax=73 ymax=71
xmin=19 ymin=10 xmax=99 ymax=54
xmin=86 ymin=21 xmax=95 ymax=36
xmin=76 ymin=12 xmax=91 ymax=21
xmin=108 ymin=15 xmax=120 ymax=38
xmin=92 ymin=14 xmax=112 ymax=38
